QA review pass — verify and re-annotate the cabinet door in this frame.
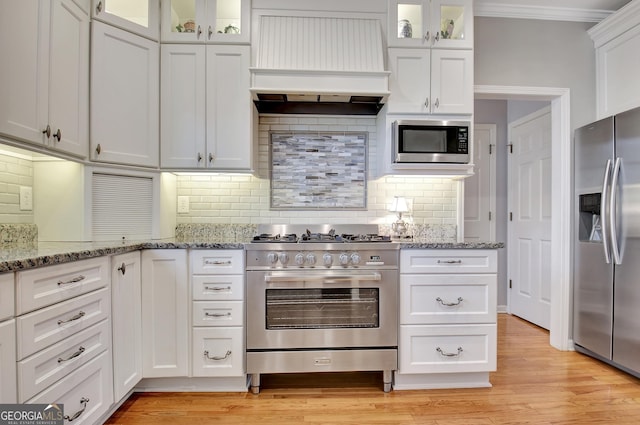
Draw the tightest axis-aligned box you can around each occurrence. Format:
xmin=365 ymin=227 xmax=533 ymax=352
xmin=387 ymin=48 xmax=430 ymax=113
xmin=206 ymin=45 xmax=252 ymax=170
xmin=206 ymin=0 xmax=251 ymax=44
xmin=91 ymin=21 xmax=159 ymax=167
xmin=388 ymin=0 xmax=430 ymax=47
xmin=141 ymin=250 xmax=188 ymax=378
xmin=160 ymin=44 xmax=206 ymax=168
xmin=92 ymin=0 xmax=159 ymax=40
xmin=0 ymin=0 xmax=50 ymax=145
xmin=429 ymin=0 xmax=473 ymax=49
xmin=48 ymin=0 xmax=90 ymax=158
xmin=161 ymin=0 xmax=207 ymax=43
xmin=430 ymin=49 xmax=473 ymax=114
xmin=0 ymin=319 xmax=17 ymax=403
xmin=111 ymin=252 xmax=142 ymax=401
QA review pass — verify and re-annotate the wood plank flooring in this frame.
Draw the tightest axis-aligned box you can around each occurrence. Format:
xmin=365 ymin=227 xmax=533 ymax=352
xmin=105 ymin=314 xmax=640 ymax=424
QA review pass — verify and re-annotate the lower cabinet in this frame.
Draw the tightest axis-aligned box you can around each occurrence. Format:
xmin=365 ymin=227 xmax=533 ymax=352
xmin=0 ymin=318 xmax=16 ymax=403
xmin=396 ymin=249 xmax=498 ymax=390
xmin=111 ymin=251 xmax=142 ymax=401
xmin=141 ymin=249 xmax=189 ymax=378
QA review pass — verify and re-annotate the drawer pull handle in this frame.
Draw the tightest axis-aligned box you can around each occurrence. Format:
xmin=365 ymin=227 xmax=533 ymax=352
xmin=204 ymin=260 xmax=232 ymax=265
xmin=58 ymin=275 xmax=86 ymax=286
xmin=58 ymin=346 xmax=85 ymax=363
xmin=205 ymin=312 xmax=231 ymax=318
xmin=205 ymin=286 xmax=231 ymax=292
xmin=436 ymin=297 xmax=463 ymax=307
xmin=436 ymin=347 xmax=463 ymax=357
xmin=204 ymin=349 xmax=232 ymax=361
xmin=64 ymin=397 xmax=90 ymax=422
xmin=437 ymin=260 xmax=462 ymax=264
xmin=57 ymin=311 xmax=85 ymax=325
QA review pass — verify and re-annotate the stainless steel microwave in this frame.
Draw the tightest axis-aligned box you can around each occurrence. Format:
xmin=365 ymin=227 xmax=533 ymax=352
xmin=392 ymin=120 xmax=470 ymax=164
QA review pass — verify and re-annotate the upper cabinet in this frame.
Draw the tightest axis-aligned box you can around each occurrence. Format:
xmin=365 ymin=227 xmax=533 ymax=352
xmin=0 ymin=0 xmax=89 ymax=159
xmin=388 ymin=0 xmax=473 ymax=49
xmin=90 ymin=21 xmax=159 ymax=168
xmin=161 ymin=0 xmax=250 ymax=43
xmin=589 ymin=0 xmax=640 ymax=119
xmin=92 ymin=0 xmax=160 ymax=40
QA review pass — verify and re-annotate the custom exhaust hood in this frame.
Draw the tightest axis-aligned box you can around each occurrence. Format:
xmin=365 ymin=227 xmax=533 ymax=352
xmin=250 ymin=15 xmax=390 ymax=115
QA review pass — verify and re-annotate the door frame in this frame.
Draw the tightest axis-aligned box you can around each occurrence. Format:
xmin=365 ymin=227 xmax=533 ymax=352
xmin=475 ymin=85 xmax=572 ymax=351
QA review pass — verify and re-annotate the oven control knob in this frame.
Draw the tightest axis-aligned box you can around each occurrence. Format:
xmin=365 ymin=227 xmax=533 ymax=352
xmin=339 ymin=253 xmax=350 ymax=266
xmin=306 ymin=253 xmax=317 ymax=266
xmin=322 ymin=253 xmax=333 ymax=267
xmin=278 ymin=252 xmax=289 ymax=266
xmin=267 ymin=252 xmax=278 ymax=265
xmin=295 ymin=253 xmax=305 ymax=266
xmin=350 ymin=253 xmax=361 ymax=265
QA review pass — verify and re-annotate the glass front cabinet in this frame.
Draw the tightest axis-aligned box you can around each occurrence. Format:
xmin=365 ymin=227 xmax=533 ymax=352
xmin=161 ymin=0 xmax=250 ymax=43
xmin=92 ymin=0 xmax=160 ymax=40
xmin=388 ymin=0 xmax=473 ymax=49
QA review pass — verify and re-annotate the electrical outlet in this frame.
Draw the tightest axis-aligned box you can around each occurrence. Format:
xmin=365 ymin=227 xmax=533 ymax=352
xmin=177 ymin=196 xmax=190 ymax=213
xmin=20 ymin=186 xmax=33 ymax=210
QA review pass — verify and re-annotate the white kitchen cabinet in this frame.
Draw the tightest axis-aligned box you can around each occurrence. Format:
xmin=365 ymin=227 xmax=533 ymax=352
xmin=190 ymin=250 xmax=245 ymax=378
xmin=111 ymin=251 xmax=143 ymax=401
xmin=589 ymin=1 xmax=640 ymax=118
xmin=91 ymin=20 xmax=159 ymax=168
xmin=388 ymin=0 xmax=473 ymax=49
xmin=395 ymin=249 xmax=498 ymax=390
xmin=387 ymin=48 xmax=473 ymax=114
xmin=161 ymin=44 xmax=254 ymax=171
xmin=0 ymin=0 xmax=89 ymax=159
xmin=161 ymin=0 xmax=250 ymax=43
xmin=0 ymin=319 xmax=17 ymax=403
xmin=92 ymin=0 xmax=159 ymax=40
xmin=141 ymin=250 xmax=189 ymax=378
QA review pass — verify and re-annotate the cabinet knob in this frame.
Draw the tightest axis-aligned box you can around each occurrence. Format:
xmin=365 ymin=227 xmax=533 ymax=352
xmin=117 ymin=262 xmax=126 ymax=275
xmin=424 ymin=31 xmax=430 ymax=42
xmin=96 ymin=1 xmax=103 ymax=14
xmin=434 ymin=98 xmax=440 ymax=109
xmin=209 ymin=153 xmax=214 ymax=163
xmin=53 ymin=128 xmax=62 ymax=142
xmin=197 ymin=152 xmax=203 ymax=162
xmin=424 ymin=98 xmax=429 ymax=109
xmin=434 ymin=31 xmax=440 ymax=43
xmin=42 ymin=124 xmax=51 ymax=138
xmin=208 ymin=25 xmax=213 ymax=39
xmin=96 ymin=144 xmax=102 ymax=155
xmin=197 ymin=25 xmax=202 ymax=39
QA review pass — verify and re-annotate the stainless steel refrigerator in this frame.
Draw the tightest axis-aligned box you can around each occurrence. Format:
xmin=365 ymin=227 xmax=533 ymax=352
xmin=574 ymin=106 xmax=640 ymax=377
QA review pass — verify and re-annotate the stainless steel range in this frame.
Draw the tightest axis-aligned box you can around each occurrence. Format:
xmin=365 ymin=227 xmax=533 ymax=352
xmin=245 ymin=224 xmax=399 ymax=394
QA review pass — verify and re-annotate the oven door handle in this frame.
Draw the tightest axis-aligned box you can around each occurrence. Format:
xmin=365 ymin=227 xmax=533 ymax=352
xmin=264 ymin=272 xmax=382 ymax=283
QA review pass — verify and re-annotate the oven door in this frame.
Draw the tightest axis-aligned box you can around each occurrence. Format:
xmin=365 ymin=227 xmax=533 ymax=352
xmin=246 ymin=270 xmax=398 ymax=350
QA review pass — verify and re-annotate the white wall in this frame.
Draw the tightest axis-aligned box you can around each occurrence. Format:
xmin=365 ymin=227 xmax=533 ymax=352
xmin=0 ymin=147 xmax=34 ymax=224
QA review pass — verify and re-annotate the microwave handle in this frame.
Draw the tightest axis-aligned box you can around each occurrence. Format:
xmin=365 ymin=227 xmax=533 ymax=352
xmin=391 ymin=121 xmax=399 ymax=163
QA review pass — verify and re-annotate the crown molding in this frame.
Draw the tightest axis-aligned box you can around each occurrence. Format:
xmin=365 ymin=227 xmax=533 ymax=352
xmin=474 ymin=3 xmax=614 ymax=22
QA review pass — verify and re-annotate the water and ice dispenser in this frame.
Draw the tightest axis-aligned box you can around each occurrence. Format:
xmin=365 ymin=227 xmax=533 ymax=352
xmin=578 ymin=193 xmax=602 ymax=242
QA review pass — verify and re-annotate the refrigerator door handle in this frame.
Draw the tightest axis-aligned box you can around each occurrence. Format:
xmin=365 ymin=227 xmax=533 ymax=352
xmin=610 ymin=157 xmax=622 ymax=265
xmin=601 ymin=159 xmax=612 ymax=264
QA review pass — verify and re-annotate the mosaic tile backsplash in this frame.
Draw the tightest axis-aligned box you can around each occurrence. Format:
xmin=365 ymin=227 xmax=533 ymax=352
xmin=271 ymin=132 xmax=367 ymax=209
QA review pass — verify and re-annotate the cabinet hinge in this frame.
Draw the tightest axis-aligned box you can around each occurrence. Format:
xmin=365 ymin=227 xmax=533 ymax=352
xmin=509 ymin=279 xmax=513 ymax=289
xmin=508 ymin=143 xmax=513 ymax=153
xmin=489 ymin=144 xmax=493 ymax=155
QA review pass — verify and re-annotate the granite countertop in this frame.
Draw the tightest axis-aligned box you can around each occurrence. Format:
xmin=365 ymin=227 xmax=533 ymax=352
xmin=0 ymin=238 xmax=504 ymax=273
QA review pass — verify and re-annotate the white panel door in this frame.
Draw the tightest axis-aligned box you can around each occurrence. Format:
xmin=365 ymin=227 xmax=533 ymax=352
xmin=205 ymin=45 xmax=252 ymax=170
xmin=464 ymin=124 xmax=496 ymax=241
xmin=111 ymin=251 xmax=142 ymax=401
xmin=91 ymin=21 xmax=159 ymax=167
xmin=387 ymin=48 xmax=430 ymax=113
xmin=508 ymin=107 xmax=552 ymax=329
xmin=160 ymin=44 xmax=206 ymax=168
xmin=430 ymin=49 xmax=473 ymax=114
xmin=0 ymin=319 xmax=17 ymax=403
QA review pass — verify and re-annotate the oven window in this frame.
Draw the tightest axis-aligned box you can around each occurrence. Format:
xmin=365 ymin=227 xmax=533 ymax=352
xmin=266 ymin=288 xmax=379 ymax=329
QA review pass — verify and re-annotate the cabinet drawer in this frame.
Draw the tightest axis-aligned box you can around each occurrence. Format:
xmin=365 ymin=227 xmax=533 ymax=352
xmin=16 ymin=257 xmax=110 ymax=314
xmin=400 ymin=274 xmax=496 ymax=324
xmin=401 ymin=250 xmax=497 ymax=274
xmin=0 ymin=272 xmax=14 ymax=320
xmin=27 ymin=350 xmax=113 ymax=425
xmin=192 ymin=301 xmax=243 ymax=327
xmin=17 ymin=287 xmax=110 ymax=359
xmin=191 ymin=250 xmax=244 ymax=274
xmin=192 ymin=327 xmax=244 ymax=377
xmin=192 ymin=275 xmax=244 ymax=301
xmin=399 ymin=324 xmax=497 ymax=374
xmin=17 ymin=319 xmax=110 ymax=402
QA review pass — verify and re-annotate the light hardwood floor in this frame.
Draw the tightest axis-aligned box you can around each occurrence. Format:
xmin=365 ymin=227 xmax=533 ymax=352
xmin=105 ymin=314 xmax=640 ymax=424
